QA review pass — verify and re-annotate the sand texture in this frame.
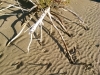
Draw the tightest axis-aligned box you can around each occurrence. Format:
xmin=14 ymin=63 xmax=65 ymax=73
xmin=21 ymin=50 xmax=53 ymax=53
xmin=0 ymin=0 xmax=100 ymax=75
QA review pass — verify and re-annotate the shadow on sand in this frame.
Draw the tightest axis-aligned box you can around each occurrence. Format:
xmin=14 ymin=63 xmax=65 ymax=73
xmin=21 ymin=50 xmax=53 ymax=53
xmin=90 ymin=0 xmax=100 ymax=2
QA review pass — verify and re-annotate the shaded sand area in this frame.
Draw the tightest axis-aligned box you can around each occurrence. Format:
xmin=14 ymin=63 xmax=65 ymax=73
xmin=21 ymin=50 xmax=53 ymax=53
xmin=0 ymin=0 xmax=100 ymax=75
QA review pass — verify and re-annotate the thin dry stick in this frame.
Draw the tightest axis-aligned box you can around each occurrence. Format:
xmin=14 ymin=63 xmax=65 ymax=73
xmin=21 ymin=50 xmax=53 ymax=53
xmin=0 ymin=4 xmax=14 ymax=11
xmin=0 ymin=4 xmax=23 ymax=11
xmin=36 ymin=24 xmax=43 ymax=42
xmin=48 ymin=10 xmax=74 ymax=63
xmin=61 ymin=7 xmax=84 ymax=24
xmin=0 ymin=3 xmax=37 ymax=13
xmin=52 ymin=16 xmax=68 ymax=33
xmin=29 ymin=0 xmax=36 ymax=5
xmin=7 ymin=14 xmax=33 ymax=46
xmin=28 ymin=23 xmax=43 ymax=51
xmin=40 ymin=24 xmax=43 ymax=42
xmin=51 ymin=12 xmax=67 ymax=31
xmin=51 ymin=14 xmax=71 ymax=36
xmin=27 ymin=33 xmax=33 ymax=52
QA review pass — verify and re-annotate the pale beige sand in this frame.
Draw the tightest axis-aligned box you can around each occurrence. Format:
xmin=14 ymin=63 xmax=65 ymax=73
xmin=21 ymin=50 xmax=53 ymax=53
xmin=0 ymin=0 xmax=100 ymax=75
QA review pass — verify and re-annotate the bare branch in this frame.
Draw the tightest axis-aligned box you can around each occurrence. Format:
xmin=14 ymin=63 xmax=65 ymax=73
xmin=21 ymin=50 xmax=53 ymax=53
xmin=7 ymin=14 xmax=33 ymax=46
xmin=61 ymin=7 xmax=84 ymax=24
xmin=26 ymin=7 xmax=50 ymax=52
xmin=48 ymin=9 xmax=74 ymax=63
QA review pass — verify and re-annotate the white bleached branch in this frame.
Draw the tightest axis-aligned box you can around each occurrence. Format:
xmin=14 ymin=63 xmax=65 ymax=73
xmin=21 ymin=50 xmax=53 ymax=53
xmin=27 ymin=7 xmax=50 ymax=52
xmin=27 ymin=33 xmax=33 ymax=52
xmin=29 ymin=7 xmax=50 ymax=34
xmin=7 ymin=22 xmax=27 ymax=46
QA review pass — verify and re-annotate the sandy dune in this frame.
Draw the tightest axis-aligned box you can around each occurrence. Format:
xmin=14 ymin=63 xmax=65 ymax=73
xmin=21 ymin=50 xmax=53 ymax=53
xmin=0 ymin=0 xmax=100 ymax=75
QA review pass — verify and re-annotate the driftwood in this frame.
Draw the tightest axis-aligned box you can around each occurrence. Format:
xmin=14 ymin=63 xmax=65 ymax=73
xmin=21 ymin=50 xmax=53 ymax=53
xmin=0 ymin=0 xmax=87 ymax=63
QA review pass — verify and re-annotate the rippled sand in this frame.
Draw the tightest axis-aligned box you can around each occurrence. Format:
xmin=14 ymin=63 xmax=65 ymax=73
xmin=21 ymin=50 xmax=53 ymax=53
xmin=0 ymin=0 xmax=100 ymax=75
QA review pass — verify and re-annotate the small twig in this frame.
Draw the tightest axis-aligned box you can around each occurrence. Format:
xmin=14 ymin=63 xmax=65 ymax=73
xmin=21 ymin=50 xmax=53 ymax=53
xmin=7 ymin=14 xmax=33 ymax=46
xmin=0 ymin=4 xmax=29 ymax=12
xmin=0 ymin=4 xmax=14 ymax=11
xmin=27 ymin=33 xmax=33 ymax=52
xmin=7 ymin=22 xmax=27 ymax=46
xmin=47 ymin=8 xmax=74 ymax=63
xmin=61 ymin=7 xmax=84 ymax=24
xmin=52 ymin=15 xmax=68 ymax=33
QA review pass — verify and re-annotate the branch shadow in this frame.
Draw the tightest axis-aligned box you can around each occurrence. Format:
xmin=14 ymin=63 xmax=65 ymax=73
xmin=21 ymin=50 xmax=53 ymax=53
xmin=8 ymin=13 xmax=28 ymax=42
xmin=40 ymin=21 xmax=89 ymax=64
xmin=42 ymin=26 xmax=83 ymax=64
xmin=6 ymin=9 xmax=37 ymax=44
xmin=51 ymin=11 xmax=89 ymax=30
xmin=42 ymin=26 xmax=65 ymax=54
xmin=0 ymin=32 xmax=26 ymax=53
xmin=36 ymin=19 xmax=75 ymax=63
xmin=0 ymin=10 xmax=22 ymax=27
xmin=0 ymin=32 xmax=9 ymax=40
xmin=0 ymin=2 xmax=90 ymax=65
xmin=49 ymin=72 xmax=67 ymax=75
xmin=27 ymin=62 xmax=52 ymax=70
xmin=90 ymin=0 xmax=100 ymax=2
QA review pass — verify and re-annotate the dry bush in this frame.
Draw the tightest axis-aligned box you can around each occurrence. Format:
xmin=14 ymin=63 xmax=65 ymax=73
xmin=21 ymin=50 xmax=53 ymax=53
xmin=0 ymin=0 xmax=87 ymax=63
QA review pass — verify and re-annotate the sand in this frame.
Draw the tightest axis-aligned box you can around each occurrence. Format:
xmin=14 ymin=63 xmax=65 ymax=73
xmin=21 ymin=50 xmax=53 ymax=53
xmin=0 ymin=0 xmax=100 ymax=75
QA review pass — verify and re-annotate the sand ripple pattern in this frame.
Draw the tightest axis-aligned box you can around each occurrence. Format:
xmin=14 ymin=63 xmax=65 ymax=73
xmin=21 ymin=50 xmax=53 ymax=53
xmin=0 ymin=0 xmax=100 ymax=75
